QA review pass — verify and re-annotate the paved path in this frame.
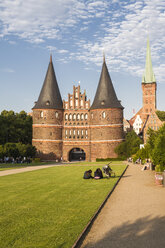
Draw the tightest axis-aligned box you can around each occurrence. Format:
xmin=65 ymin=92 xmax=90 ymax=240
xmin=0 ymin=164 xmax=61 ymax=177
xmin=80 ymin=163 xmax=165 ymax=248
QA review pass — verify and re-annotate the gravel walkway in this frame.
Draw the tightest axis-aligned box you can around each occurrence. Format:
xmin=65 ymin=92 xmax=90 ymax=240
xmin=80 ymin=163 xmax=165 ymax=248
xmin=0 ymin=164 xmax=61 ymax=176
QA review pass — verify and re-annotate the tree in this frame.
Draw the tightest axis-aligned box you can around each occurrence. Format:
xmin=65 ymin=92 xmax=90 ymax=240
xmin=115 ymin=130 xmax=142 ymax=159
xmin=0 ymin=110 xmax=32 ymax=145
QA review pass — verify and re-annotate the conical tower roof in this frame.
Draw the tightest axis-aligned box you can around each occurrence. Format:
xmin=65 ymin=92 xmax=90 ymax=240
xmin=142 ymin=38 xmax=156 ymax=84
xmin=90 ymin=57 xmax=123 ymax=110
xmin=33 ymin=55 xmax=63 ymax=110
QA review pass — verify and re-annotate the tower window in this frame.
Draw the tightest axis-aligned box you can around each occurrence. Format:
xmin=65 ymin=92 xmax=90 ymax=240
xmin=40 ymin=111 xmax=43 ymax=118
xmin=81 ymin=100 xmax=83 ymax=106
xmin=102 ymin=112 xmax=106 ymax=118
xmin=55 ymin=111 xmax=58 ymax=118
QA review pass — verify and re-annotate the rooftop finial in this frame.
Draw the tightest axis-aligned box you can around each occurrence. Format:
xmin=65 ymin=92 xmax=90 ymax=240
xmin=50 ymin=54 xmax=52 ymax=63
xmin=103 ymin=51 xmax=105 ymax=62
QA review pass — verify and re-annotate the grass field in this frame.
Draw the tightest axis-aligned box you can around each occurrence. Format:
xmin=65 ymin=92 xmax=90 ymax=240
xmin=0 ymin=161 xmax=57 ymax=171
xmin=0 ymin=162 xmax=127 ymax=248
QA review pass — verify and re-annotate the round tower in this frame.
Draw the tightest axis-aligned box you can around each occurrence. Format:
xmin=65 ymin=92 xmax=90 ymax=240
xmin=32 ymin=55 xmax=63 ymax=160
xmin=90 ymin=57 xmax=124 ymax=161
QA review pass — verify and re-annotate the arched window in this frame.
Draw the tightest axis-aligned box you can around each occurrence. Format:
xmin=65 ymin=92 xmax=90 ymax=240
xmin=73 ymin=113 xmax=76 ymax=121
xmin=102 ymin=112 xmax=106 ymax=118
xmin=81 ymin=114 xmax=84 ymax=120
xmin=65 ymin=130 xmax=68 ymax=138
xmin=75 ymin=100 xmax=78 ymax=107
xmin=85 ymin=113 xmax=88 ymax=120
xmin=85 ymin=130 xmax=88 ymax=136
xmin=77 ymin=114 xmax=80 ymax=120
xmin=69 ymin=114 xmax=72 ymax=120
xmin=65 ymin=114 xmax=68 ymax=120
xmin=55 ymin=111 xmax=58 ymax=118
xmin=40 ymin=111 xmax=43 ymax=118
xmin=81 ymin=100 xmax=83 ymax=106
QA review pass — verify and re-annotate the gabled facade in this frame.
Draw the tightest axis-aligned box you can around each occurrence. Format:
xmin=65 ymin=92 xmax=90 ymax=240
xmin=32 ymin=56 xmax=124 ymax=161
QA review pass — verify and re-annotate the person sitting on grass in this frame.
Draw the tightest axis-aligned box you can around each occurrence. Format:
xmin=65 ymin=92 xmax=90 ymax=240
xmin=83 ymin=169 xmax=93 ymax=179
xmin=94 ymin=168 xmax=103 ymax=179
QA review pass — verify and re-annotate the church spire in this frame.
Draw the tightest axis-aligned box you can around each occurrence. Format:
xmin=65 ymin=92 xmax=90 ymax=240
xmin=142 ymin=38 xmax=156 ymax=84
xmin=90 ymin=59 xmax=123 ymax=110
xmin=33 ymin=56 xmax=63 ymax=109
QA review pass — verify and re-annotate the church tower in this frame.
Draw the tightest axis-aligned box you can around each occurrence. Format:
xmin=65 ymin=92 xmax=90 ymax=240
xmin=90 ymin=56 xmax=124 ymax=161
xmin=32 ymin=55 xmax=63 ymax=160
xmin=142 ymin=39 xmax=157 ymax=115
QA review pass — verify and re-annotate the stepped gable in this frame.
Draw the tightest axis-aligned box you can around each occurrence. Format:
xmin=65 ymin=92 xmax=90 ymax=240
xmin=33 ymin=55 xmax=63 ymax=110
xmin=90 ymin=57 xmax=123 ymax=110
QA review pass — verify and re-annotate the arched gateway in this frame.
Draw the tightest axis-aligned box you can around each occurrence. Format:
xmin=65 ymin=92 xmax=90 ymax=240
xmin=69 ymin=148 xmax=86 ymax=161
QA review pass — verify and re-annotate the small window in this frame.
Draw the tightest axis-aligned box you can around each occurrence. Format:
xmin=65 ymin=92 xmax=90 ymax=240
xmin=40 ymin=111 xmax=43 ymax=118
xmin=70 ymin=100 xmax=73 ymax=106
xmin=65 ymin=103 xmax=68 ymax=109
xmin=55 ymin=111 xmax=58 ymax=118
xmin=75 ymin=100 xmax=78 ymax=107
xmin=102 ymin=112 xmax=106 ymax=118
xmin=46 ymin=100 xmax=50 ymax=106
xmin=81 ymin=100 xmax=83 ymax=106
xmin=91 ymin=113 xmax=93 ymax=119
xmin=77 ymin=114 xmax=80 ymax=120
xmin=81 ymin=114 xmax=84 ymax=120
xmin=69 ymin=114 xmax=72 ymax=120
xmin=73 ymin=114 xmax=76 ymax=121
xmin=85 ymin=130 xmax=88 ymax=135
xmin=85 ymin=114 xmax=88 ymax=120
xmin=65 ymin=114 xmax=68 ymax=120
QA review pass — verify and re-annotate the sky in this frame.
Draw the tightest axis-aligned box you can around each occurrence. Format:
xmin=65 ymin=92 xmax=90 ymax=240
xmin=0 ymin=0 xmax=165 ymax=119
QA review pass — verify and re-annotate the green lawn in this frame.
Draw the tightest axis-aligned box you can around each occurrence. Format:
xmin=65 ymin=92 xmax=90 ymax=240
xmin=0 ymin=163 xmax=127 ymax=248
xmin=0 ymin=161 xmax=56 ymax=171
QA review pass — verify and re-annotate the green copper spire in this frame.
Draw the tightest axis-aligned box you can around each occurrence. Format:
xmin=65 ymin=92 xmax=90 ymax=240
xmin=142 ymin=38 xmax=156 ymax=83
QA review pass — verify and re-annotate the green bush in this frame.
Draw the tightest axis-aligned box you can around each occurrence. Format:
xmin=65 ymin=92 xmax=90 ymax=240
xmin=33 ymin=158 xmax=41 ymax=163
xmin=96 ymin=157 xmax=125 ymax=162
xmin=155 ymin=165 xmax=165 ymax=172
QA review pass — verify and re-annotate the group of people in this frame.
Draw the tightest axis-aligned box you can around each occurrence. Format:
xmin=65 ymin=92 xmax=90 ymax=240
xmin=83 ymin=164 xmax=113 ymax=179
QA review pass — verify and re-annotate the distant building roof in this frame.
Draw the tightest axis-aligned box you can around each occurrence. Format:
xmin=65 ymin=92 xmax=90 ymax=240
xmin=90 ymin=57 xmax=123 ymax=110
xmin=142 ymin=38 xmax=156 ymax=84
xmin=33 ymin=55 xmax=63 ymax=110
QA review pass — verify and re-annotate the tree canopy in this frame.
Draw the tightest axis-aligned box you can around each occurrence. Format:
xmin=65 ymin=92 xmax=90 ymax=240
xmin=0 ymin=110 xmax=32 ymax=145
xmin=156 ymin=110 xmax=165 ymax=121
xmin=115 ymin=130 xmax=142 ymax=159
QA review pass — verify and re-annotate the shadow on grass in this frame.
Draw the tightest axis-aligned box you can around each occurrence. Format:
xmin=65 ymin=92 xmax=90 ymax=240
xmin=80 ymin=215 xmax=165 ymax=248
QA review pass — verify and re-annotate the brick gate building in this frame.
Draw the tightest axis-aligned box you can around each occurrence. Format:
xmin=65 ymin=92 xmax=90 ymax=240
xmin=32 ymin=55 xmax=124 ymax=161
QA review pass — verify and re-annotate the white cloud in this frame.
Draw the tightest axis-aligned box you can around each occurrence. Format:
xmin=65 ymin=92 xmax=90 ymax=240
xmin=0 ymin=0 xmax=165 ymax=83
